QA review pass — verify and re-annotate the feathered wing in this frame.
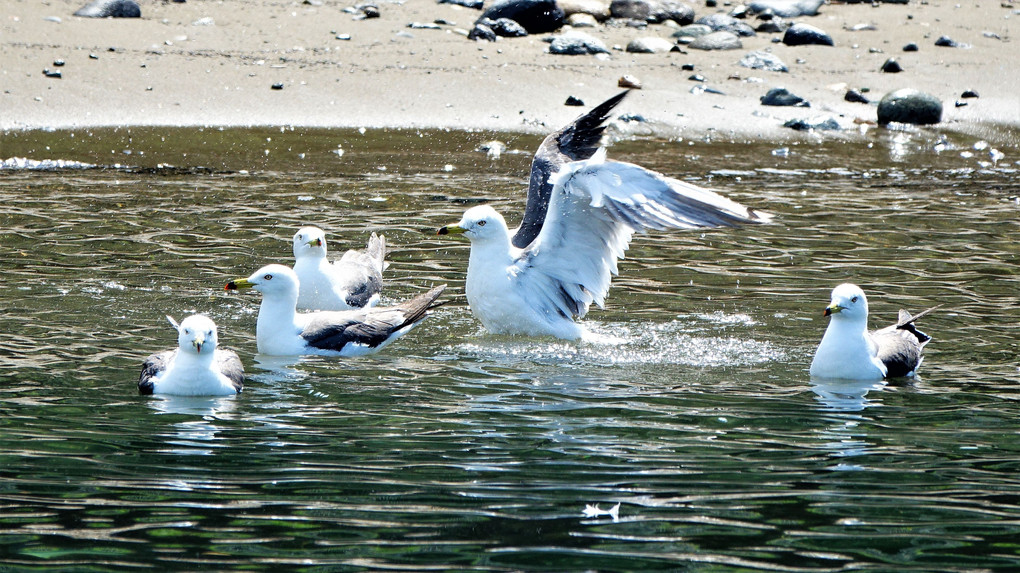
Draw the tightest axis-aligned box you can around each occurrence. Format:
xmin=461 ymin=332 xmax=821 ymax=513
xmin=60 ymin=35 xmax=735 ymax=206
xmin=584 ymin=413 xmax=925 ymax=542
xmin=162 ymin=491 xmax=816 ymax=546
xmin=139 ymin=349 xmax=175 ymax=395
xmin=333 ymin=233 xmax=386 ymax=308
xmin=512 ymin=150 xmax=771 ymax=321
xmin=513 ymin=91 xmax=629 ymax=248
xmin=873 ymin=306 xmax=939 ymax=377
xmin=301 ymin=285 xmax=445 ymax=352
xmin=214 ymin=349 xmax=245 ymax=392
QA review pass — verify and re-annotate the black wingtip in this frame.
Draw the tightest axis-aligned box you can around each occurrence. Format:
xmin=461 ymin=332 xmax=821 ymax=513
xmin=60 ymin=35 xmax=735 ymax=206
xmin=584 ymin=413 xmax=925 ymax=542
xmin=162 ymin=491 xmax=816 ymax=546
xmin=558 ymin=91 xmax=629 ymax=161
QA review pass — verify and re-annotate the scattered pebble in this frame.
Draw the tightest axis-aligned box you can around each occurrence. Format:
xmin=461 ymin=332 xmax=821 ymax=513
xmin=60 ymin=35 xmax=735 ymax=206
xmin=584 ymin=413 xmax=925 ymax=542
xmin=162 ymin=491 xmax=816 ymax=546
xmin=625 ymin=36 xmax=675 ymax=53
xmin=271 ymin=82 xmax=284 ymax=90
xmin=696 ymin=14 xmax=756 ymax=37
xmin=844 ymin=89 xmax=870 ymax=104
xmin=934 ymin=35 xmax=959 ymax=48
xmin=760 ymin=87 xmax=808 ymax=107
xmin=618 ymin=74 xmax=642 ymax=88
xmin=960 ymin=90 xmax=979 ymax=99
xmin=53 ymin=59 xmax=66 ymax=67
xmin=748 ymin=0 xmax=822 ymax=18
xmin=565 ymin=95 xmax=585 ymax=106
xmin=783 ymin=23 xmax=833 ymax=47
xmin=548 ymin=31 xmax=608 ymax=54
xmin=903 ymin=42 xmax=919 ymax=52
xmin=880 ymin=58 xmax=903 ymax=73
xmin=42 ymin=69 xmax=62 ymax=79
xmin=783 ymin=116 xmax=842 ymax=131
xmin=739 ymin=50 xmax=788 ymax=73
xmin=477 ymin=0 xmax=564 ymax=34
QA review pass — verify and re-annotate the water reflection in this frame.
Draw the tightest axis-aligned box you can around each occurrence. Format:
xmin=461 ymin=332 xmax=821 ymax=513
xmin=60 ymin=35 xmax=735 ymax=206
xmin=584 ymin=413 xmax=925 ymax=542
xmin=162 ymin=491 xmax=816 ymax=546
xmin=810 ymin=378 xmax=888 ymax=469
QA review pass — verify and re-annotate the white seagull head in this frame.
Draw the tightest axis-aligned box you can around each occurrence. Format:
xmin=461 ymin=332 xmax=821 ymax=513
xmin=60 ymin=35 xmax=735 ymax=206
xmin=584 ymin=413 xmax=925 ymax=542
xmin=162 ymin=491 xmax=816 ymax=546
xmin=226 ymin=264 xmax=300 ymax=300
xmin=824 ymin=283 xmax=869 ymax=323
xmin=438 ymin=205 xmax=509 ymax=243
xmin=293 ymin=226 xmax=328 ymax=260
xmin=173 ymin=314 xmax=219 ymax=356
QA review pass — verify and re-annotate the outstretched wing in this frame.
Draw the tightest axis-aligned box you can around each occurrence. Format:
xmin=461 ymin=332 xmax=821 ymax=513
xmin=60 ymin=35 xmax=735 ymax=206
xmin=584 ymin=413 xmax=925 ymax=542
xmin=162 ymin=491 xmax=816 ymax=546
xmin=513 ymin=150 xmax=771 ymax=321
xmin=513 ymin=91 xmax=629 ymax=249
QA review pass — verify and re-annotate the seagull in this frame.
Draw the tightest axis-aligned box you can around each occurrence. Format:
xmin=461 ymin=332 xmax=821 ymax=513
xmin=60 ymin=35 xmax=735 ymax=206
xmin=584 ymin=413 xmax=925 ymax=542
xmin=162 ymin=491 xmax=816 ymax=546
xmin=225 ymin=264 xmax=444 ymax=356
xmin=436 ymin=92 xmax=772 ymax=340
xmin=139 ymin=314 xmax=244 ymax=396
xmin=810 ymin=283 xmax=938 ymax=380
xmin=292 ymin=226 xmax=386 ymax=311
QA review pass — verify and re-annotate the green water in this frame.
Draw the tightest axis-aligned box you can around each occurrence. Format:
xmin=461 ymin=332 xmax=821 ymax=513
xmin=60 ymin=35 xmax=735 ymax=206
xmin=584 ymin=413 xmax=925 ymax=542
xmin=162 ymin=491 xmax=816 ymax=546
xmin=1 ymin=125 xmax=1019 ymax=571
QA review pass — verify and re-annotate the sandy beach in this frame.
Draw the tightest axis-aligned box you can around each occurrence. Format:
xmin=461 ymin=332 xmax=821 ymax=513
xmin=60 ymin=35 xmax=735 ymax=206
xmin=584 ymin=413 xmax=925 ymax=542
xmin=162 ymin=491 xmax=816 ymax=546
xmin=1 ymin=0 xmax=1018 ymax=140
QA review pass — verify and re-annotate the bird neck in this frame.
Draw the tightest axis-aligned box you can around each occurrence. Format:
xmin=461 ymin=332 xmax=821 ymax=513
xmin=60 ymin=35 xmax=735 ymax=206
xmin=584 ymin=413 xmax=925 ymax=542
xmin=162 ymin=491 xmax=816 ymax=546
xmin=257 ymin=293 xmax=300 ymax=339
xmin=177 ymin=348 xmax=214 ymax=368
xmin=467 ymin=232 xmax=515 ymax=271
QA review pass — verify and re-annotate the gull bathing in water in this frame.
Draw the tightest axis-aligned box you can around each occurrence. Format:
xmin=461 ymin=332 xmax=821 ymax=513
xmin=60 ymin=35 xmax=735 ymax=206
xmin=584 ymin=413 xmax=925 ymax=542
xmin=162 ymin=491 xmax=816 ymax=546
xmin=810 ymin=283 xmax=938 ymax=380
xmin=139 ymin=314 xmax=244 ymax=396
xmin=437 ymin=92 xmax=771 ymax=340
xmin=292 ymin=226 xmax=386 ymax=311
xmin=225 ymin=264 xmax=444 ymax=356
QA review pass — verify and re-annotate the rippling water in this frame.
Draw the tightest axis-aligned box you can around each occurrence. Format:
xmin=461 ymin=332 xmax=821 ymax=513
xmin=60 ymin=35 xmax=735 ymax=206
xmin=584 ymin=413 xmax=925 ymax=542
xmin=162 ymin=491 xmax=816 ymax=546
xmin=2 ymin=125 xmax=1019 ymax=571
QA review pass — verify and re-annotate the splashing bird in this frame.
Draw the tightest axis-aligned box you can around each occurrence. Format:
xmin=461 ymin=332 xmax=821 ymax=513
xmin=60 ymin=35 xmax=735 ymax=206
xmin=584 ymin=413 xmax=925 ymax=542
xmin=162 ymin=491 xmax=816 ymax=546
xmin=292 ymin=226 xmax=386 ymax=311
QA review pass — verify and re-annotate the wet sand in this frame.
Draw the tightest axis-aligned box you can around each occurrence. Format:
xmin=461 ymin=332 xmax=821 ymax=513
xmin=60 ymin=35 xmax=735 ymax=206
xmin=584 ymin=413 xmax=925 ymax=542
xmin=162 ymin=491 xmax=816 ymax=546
xmin=1 ymin=0 xmax=1018 ymax=140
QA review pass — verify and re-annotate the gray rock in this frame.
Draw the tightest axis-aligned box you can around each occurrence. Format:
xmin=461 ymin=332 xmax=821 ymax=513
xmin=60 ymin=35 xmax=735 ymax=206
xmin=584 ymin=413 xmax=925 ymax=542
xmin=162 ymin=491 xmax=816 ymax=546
xmin=611 ymin=0 xmax=694 ymax=23
xmin=748 ymin=0 xmax=823 ymax=18
xmin=739 ymin=50 xmax=788 ymax=72
xmin=696 ymin=14 xmax=756 ymax=37
xmin=689 ymin=30 xmax=742 ymax=51
xmin=548 ymin=31 xmax=609 ymax=54
xmin=672 ymin=23 xmax=713 ymax=40
xmin=783 ymin=116 xmax=842 ymax=131
xmin=567 ymin=12 xmax=599 ymax=26
xmin=877 ymin=88 xmax=942 ymax=125
xmin=761 ymin=87 xmax=808 ymax=107
xmin=782 ymin=23 xmax=833 ymax=46
xmin=844 ymin=89 xmax=870 ymax=104
xmin=558 ymin=0 xmax=610 ymax=20
xmin=482 ymin=17 xmax=529 ymax=36
xmin=626 ymin=36 xmax=676 ymax=53
xmin=478 ymin=0 xmax=564 ymax=34
xmin=468 ymin=22 xmax=497 ymax=40
xmin=74 ymin=0 xmax=140 ymax=18
xmin=934 ymin=35 xmax=959 ymax=48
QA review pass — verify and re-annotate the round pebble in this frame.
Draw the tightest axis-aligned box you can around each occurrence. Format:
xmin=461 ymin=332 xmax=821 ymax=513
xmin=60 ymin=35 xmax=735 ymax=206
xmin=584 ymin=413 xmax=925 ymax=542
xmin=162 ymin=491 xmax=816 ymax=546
xmin=877 ymin=88 xmax=942 ymax=125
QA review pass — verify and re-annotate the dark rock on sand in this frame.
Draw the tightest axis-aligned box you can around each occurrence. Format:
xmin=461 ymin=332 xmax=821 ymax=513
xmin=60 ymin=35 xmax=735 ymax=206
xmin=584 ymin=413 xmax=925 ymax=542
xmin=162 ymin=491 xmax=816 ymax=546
xmin=74 ymin=0 xmax=141 ymax=18
xmin=784 ymin=116 xmax=842 ymax=131
xmin=934 ymin=35 xmax=959 ymax=47
xmin=740 ymin=50 xmax=788 ymax=72
xmin=844 ymin=89 xmax=870 ymax=104
xmin=782 ymin=23 xmax=833 ymax=46
xmin=877 ymin=88 xmax=942 ymax=125
xmin=697 ymin=14 xmax=756 ymax=37
xmin=761 ymin=87 xmax=809 ymax=107
xmin=565 ymin=96 xmax=585 ymax=106
xmin=748 ymin=0 xmax=823 ymax=18
xmin=880 ymin=58 xmax=903 ymax=73
xmin=483 ymin=17 xmax=529 ymax=36
xmin=960 ymin=90 xmax=979 ymax=99
xmin=468 ymin=22 xmax=497 ymax=40
xmin=903 ymin=42 xmax=919 ymax=52
xmin=478 ymin=0 xmax=564 ymax=34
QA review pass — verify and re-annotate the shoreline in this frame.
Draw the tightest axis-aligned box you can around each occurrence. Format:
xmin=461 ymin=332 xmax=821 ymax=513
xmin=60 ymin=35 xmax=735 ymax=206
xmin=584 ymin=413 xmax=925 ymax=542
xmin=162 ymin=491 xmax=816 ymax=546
xmin=1 ymin=0 xmax=1018 ymax=144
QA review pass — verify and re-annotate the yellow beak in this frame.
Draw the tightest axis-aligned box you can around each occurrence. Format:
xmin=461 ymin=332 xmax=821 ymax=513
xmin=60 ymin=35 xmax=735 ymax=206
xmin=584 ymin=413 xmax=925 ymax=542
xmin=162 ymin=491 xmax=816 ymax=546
xmin=225 ymin=278 xmax=254 ymax=291
xmin=823 ymin=303 xmax=843 ymax=317
xmin=437 ymin=224 xmax=466 ymax=236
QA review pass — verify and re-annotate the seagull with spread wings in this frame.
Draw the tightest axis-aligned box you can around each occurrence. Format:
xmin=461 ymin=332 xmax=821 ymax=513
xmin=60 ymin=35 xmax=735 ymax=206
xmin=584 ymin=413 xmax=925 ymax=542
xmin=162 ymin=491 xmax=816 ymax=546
xmin=437 ymin=92 xmax=772 ymax=339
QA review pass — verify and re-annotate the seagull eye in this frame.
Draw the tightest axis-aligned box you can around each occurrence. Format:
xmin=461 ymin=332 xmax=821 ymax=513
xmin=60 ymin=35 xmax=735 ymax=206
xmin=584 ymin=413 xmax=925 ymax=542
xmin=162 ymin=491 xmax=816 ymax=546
xmin=264 ymin=274 xmax=273 ymax=280
xmin=477 ymin=220 xmax=487 ymax=227
xmin=184 ymin=329 xmax=191 ymax=335
xmin=851 ymin=296 xmax=858 ymax=303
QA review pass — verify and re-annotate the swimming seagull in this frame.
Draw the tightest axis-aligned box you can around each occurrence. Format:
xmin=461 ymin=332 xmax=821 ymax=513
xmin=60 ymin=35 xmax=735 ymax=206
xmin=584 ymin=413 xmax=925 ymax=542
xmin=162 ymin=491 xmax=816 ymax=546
xmin=292 ymin=226 xmax=386 ymax=311
xmin=810 ymin=283 xmax=938 ymax=380
xmin=436 ymin=93 xmax=772 ymax=340
xmin=225 ymin=264 xmax=445 ymax=356
xmin=139 ymin=314 xmax=244 ymax=396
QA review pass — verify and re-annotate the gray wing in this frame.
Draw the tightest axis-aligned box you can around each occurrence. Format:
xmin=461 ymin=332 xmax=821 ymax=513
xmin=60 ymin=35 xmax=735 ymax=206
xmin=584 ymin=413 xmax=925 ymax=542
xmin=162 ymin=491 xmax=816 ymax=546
xmin=139 ymin=349 xmax=176 ymax=395
xmin=512 ymin=91 xmax=630 ymax=249
xmin=301 ymin=285 xmax=446 ymax=352
xmin=214 ymin=349 xmax=245 ymax=392
xmin=872 ymin=307 xmax=938 ymax=377
xmin=333 ymin=233 xmax=386 ymax=308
